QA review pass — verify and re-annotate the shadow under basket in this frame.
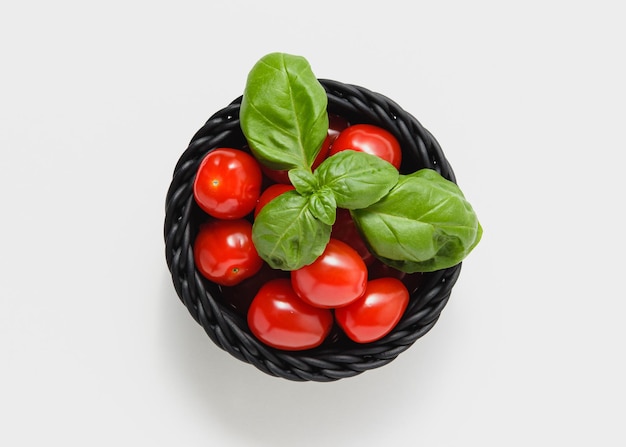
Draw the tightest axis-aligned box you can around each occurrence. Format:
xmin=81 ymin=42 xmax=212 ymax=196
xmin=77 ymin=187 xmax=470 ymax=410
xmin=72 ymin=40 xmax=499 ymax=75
xmin=164 ymin=79 xmax=462 ymax=382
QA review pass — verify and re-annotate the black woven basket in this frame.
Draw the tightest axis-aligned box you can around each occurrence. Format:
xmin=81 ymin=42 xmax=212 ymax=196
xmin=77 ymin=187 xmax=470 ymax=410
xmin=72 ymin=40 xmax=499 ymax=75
xmin=164 ymin=79 xmax=462 ymax=382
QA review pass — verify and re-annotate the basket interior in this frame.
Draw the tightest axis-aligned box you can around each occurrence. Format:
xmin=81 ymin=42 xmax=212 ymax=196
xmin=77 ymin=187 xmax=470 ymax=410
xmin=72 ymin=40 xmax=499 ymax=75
xmin=164 ymin=79 xmax=462 ymax=381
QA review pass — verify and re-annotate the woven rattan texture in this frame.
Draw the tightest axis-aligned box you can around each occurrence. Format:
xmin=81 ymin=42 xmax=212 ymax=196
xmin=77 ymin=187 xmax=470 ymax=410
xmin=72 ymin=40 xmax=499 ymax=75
xmin=164 ymin=79 xmax=462 ymax=381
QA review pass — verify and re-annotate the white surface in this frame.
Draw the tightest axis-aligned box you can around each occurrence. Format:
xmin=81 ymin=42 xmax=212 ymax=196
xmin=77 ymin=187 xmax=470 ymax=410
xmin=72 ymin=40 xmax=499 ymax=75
xmin=1 ymin=1 xmax=624 ymax=446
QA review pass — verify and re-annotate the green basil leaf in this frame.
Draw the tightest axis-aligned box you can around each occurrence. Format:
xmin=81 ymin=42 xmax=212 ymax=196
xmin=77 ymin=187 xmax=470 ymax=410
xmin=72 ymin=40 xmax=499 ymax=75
xmin=288 ymin=168 xmax=318 ymax=195
xmin=308 ymin=188 xmax=337 ymax=226
xmin=252 ymin=190 xmax=331 ymax=270
xmin=314 ymin=151 xmax=399 ymax=209
xmin=352 ymin=169 xmax=482 ymax=272
xmin=240 ymin=53 xmax=329 ymax=171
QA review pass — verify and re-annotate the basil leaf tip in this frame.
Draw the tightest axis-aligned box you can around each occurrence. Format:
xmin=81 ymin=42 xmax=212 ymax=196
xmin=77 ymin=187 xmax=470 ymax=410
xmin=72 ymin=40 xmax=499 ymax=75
xmin=240 ymin=52 xmax=328 ymax=172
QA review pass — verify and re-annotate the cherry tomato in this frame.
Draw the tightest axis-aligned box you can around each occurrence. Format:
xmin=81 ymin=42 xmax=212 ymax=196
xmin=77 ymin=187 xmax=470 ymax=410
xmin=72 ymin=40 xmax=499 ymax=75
xmin=335 ymin=277 xmax=409 ymax=343
xmin=253 ymin=183 xmax=295 ymax=218
xmin=194 ymin=219 xmax=263 ymax=286
xmin=193 ymin=148 xmax=262 ymax=219
xmin=331 ymin=208 xmax=375 ymax=265
xmin=329 ymin=124 xmax=402 ymax=170
xmin=262 ymin=114 xmax=350 ymax=184
xmin=291 ymin=238 xmax=367 ymax=309
xmin=247 ymin=278 xmax=334 ymax=351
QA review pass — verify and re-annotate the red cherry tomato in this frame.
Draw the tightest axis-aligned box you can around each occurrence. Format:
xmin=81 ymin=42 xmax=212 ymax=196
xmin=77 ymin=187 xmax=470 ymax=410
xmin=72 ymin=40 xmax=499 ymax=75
xmin=335 ymin=277 xmax=409 ymax=343
xmin=193 ymin=148 xmax=262 ymax=219
xmin=291 ymin=238 xmax=367 ymax=309
xmin=331 ymin=208 xmax=375 ymax=265
xmin=194 ymin=219 xmax=263 ymax=286
xmin=262 ymin=114 xmax=350 ymax=184
xmin=253 ymin=183 xmax=295 ymax=218
xmin=247 ymin=278 xmax=334 ymax=351
xmin=329 ymin=124 xmax=402 ymax=170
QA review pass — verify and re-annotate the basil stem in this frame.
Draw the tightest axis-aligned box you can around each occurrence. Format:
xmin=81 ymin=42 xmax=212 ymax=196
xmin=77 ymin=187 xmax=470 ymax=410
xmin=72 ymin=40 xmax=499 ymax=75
xmin=243 ymin=53 xmax=482 ymax=273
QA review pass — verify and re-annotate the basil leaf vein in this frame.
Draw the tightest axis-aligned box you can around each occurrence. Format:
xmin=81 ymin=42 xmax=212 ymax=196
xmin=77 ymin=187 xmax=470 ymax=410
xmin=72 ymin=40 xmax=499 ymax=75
xmin=352 ymin=169 xmax=482 ymax=272
xmin=315 ymin=151 xmax=399 ymax=209
xmin=252 ymin=190 xmax=331 ymax=270
xmin=240 ymin=52 xmax=328 ymax=171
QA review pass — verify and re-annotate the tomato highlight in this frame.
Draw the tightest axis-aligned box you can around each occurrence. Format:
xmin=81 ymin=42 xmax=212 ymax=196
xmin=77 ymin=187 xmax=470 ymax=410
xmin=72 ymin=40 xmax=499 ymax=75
xmin=247 ymin=278 xmax=334 ymax=351
xmin=291 ymin=238 xmax=368 ymax=309
xmin=193 ymin=148 xmax=263 ymax=219
xmin=335 ymin=277 xmax=410 ymax=343
xmin=329 ymin=124 xmax=402 ymax=170
xmin=194 ymin=219 xmax=263 ymax=286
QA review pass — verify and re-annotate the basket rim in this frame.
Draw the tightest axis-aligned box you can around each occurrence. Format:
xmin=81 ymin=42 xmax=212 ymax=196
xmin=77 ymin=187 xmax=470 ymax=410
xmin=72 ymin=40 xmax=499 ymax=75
xmin=164 ymin=79 xmax=462 ymax=382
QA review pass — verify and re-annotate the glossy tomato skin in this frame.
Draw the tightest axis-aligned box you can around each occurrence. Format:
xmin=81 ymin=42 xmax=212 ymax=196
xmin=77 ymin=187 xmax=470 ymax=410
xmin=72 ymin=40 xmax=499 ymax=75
xmin=247 ymin=278 xmax=334 ymax=351
xmin=329 ymin=124 xmax=402 ymax=170
xmin=194 ymin=219 xmax=263 ymax=286
xmin=253 ymin=183 xmax=295 ymax=218
xmin=291 ymin=238 xmax=368 ymax=309
xmin=193 ymin=148 xmax=262 ymax=219
xmin=335 ymin=277 xmax=410 ymax=343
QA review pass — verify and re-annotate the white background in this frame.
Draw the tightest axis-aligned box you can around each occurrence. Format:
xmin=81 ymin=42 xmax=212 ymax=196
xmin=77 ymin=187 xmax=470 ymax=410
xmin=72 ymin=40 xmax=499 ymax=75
xmin=2 ymin=1 xmax=624 ymax=445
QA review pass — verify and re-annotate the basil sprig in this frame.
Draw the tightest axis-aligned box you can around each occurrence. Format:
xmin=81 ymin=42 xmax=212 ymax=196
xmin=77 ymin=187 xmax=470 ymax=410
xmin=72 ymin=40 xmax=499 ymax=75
xmin=252 ymin=151 xmax=399 ymax=270
xmin=241 ymin=52 xmax=482 ymax=272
